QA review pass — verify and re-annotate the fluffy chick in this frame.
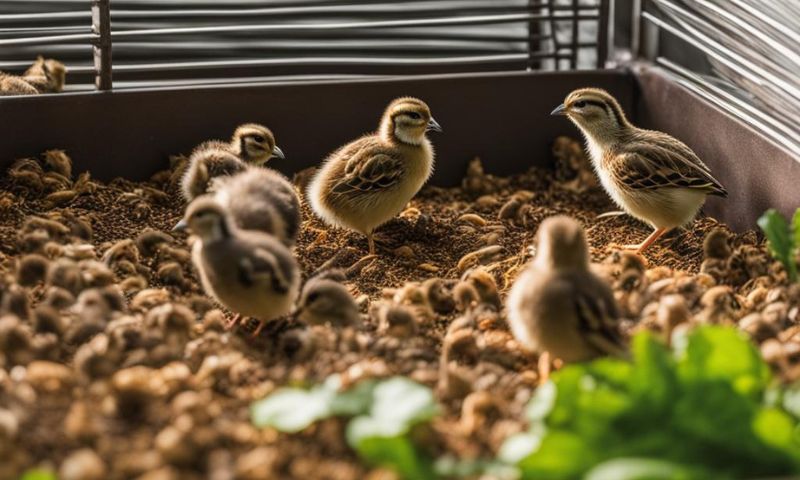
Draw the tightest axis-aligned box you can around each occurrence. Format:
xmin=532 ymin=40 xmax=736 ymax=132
xmin=179 ymin=197 xmax=300 ymax=336
xmin=23 ymin=56 xmax=67 ymax=93
xmin=295 ymin=271 xmax=359 ymax=327
xmin=507 ymin=215 xmax=626 ymax=362
xmin=207 ymin=167 xmax=301 ymax=247
xmin=180 ymin=124 xmax=284 ymax=202
xmin=307 ymin=97 xmax=441 ymax=254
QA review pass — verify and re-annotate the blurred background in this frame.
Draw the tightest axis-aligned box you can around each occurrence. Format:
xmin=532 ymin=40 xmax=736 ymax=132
xmin=1 ymin=0 xmax=798 ymax=154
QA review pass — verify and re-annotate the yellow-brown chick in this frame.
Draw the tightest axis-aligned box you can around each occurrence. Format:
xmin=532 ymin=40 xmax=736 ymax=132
xmin=23 ymin=56 xmax=67 ymax=93
xmin=178 ymin=197 xmax=300 ymax=336
xmin=180 ymin=124 xmax=284 ymax=202
xmin=42 ymin=150 xmax=73 ymax=179
xmin=507 ymin=215 xmax=626 ymax=363
xmin=295 ymin=271 xmax=360 ymax=327
xmin=0 ymin=74 xmax=38 ymax=96
xmin=696 ymin=286 xmax=739 ymax=325
xmin=307 ymin=97 xmax=441 ymax=254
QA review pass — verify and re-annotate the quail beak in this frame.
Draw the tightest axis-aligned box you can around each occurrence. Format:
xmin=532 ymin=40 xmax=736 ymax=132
xmin=550 ymin=103 xmax=567 ymax=116
xmin=271 ymin=146 xmax=286 ymax=160
xmin=427 ymin=117 xmax=443 ymax=133
xmin=172 ymin=219 xmax=188 ymax=232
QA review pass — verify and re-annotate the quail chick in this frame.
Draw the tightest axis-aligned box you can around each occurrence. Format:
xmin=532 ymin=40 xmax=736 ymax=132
xmin=207 ymin=167 xmax=301 ymax=247
xmin=180 ymin=124 xmax=284 ymax=201
xmin=507 ymin=215 xmax=626 ymax=363
xmin=295 ymin=271 xmax=359 ymax=326
xmin=23 ymin=56 xmax=67 ymax=93
xmin=178 ymin=197 xmax=300 ymax=336
xmin=552 ymin=88 xmax=727 ymax=253
xmin=307 ymin=97 xmax=442 ymax=254
xmin=0 ymin=74 xmax=38 ymax=96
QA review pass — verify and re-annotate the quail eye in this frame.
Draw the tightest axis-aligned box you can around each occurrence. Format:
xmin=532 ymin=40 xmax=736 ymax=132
xmin=252 ymin=135 xmax=265 ymax=143
xmin=406 ymin=112 xmax=421 ymax=120
xmin=574 ymin=100 xmax=587 ymax=108
xmin=307 ymin=292 xmax=320 ymax=304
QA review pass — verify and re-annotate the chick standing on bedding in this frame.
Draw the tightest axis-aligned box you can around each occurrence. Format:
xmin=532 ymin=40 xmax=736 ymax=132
xmin=552 ymin=88 xmax=727 ymax=253
xmin=177 ymin=197 xmax=299 ymax=336
xmin=176 ymin=167 xmax=301 ymax=247
xmin=507 ymin=216 xmax=627 ymax=364
xmin=307 ymin=97 xmax=442 ymax=254
xmin=180 ymin=124 xmax=285 ymax=202
xmin=295 ymin=270 xmax=360 ymax=327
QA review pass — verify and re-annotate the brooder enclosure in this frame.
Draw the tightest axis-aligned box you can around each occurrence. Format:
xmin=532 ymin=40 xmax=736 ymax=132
xmin=1 ymin=1 xmax=800 ymax=479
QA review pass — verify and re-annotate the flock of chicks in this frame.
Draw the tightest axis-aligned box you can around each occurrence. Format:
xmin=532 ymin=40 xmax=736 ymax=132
xmin=0 ymin=57 xmax=66 ymax=96
xmin=0 ymin=87 xmax=797 ymax=478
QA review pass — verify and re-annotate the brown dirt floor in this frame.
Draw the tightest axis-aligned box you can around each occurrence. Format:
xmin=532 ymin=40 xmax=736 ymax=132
xmin=0 ymin=137 xmax=797 ymax=480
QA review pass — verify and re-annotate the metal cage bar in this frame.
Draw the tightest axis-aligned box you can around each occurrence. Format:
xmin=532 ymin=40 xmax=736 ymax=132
xmin=0 ymin=0 xmax=609 ymax=92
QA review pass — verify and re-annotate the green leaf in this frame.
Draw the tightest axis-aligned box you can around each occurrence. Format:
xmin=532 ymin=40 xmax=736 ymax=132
xmin=583 ymin=458 xmax=711 ymax=480
xmin=498 ymin=432 xmax=543 ymax=464
xmin=346 ymin=378 xmax=440 ymax=480
xmin=758 ymin=208 xmax=798 ymax=282
xmin=793 ymin=208 xmax=800 ymax=259
xmin=250 ymin=382 xmax=337 ymax=432
xmin=330 ymin=378 xmax=377 ymax=416
xmin=434 ymin=456 xmax=519 ymax=479
xmin=753 ymin=408 xmax=796 ymax=451
xmin=526 ymin=380 xmax=557 ymax=422
xmin=676 ymin=326 xmax=770 ymax=398
xmin=348 ymin=430 xmax=436 ymax=480
xmin=629 ymin=333 xmax=677 ymax=408
xmin=20 ymin=470 xmax=57 ymax=480
xmin=517 ymin=430 xmax=594 ymax=480
xmin=368 ymin=377 xmax=439 ymax=427
xmin=782 ymin=383 xmax=800 ymax=419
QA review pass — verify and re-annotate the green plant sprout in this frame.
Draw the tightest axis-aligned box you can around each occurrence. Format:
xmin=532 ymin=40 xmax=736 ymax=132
xmin=252 ymin=327 xmax=800 ymax=480
xmin=501 ymin=326 xmax=800 ymax=480
xmin=758 ymin=208 xmax=800 ymax=282
xmin=251 ymin=375 xmax=439 ymax=480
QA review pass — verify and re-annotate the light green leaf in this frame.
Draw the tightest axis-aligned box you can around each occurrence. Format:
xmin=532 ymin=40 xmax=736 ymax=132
xmin=517 ymin=431 xmax=594 ymax=479
xmin=753 ymin=408 xmax=795 ymax=450
xmin=250 ymin=384 xmax=336 ymax=433
xmin=498 ymin=432 xmax=543 ymax=464
xmin=20 ymin=470 xmax=58 ymax=480
xmin=782 ymin=383 xmax=800 ymax=418
xmin=434 ymin=456 xmax=520 ymax=479
xmin=526 ymin=381 xmax=557 ymax=422
xmin=330 ymin=378 xmax=377 ymax=416
xmin=369 ymin=377 xmax=439 ymax=427
xmin=583 ymin=458 xmax=708 ymax=480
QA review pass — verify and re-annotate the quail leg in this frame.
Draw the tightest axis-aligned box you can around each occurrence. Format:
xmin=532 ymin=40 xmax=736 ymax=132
xmin=538 ymin=351 xmax=552 ymax=385
xmin=624 ymin=227 xmax=667 ymax=254
xmin=226 ymin=313 xmax=242 ymax=330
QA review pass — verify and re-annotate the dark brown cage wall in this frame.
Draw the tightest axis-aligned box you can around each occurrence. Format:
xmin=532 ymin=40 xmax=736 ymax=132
xmin=1 ymin=0 xmax=798 ymax=232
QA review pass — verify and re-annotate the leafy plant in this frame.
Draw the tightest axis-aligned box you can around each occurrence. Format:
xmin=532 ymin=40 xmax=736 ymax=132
xmin=252 ymin=375 xmax=438 ymax=480
xmin=758 ymin=208 xmax=800 ymax=282
xmin=502 ymin=326 xmax=800 ymax=480
xmin=20 ymin=469 xmax=57 ymax=480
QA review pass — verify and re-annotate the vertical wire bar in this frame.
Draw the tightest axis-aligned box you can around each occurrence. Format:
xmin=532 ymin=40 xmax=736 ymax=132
xmin=597 ymin=0 xmax=610 ymax=68
xmin=548 ymin=0 xmax=563 ymax=70
xmin=631 ymin=0 xmax=643 ymax=58
xmin=527 ymin=0 xmax=537 ymax=70
xmin=570 ymin=0 xmax=579 ymax=69
xmin=91 ymin=0 xmax=112 ymax=91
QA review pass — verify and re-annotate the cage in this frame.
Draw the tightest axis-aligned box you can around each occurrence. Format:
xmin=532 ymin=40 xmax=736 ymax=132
xmin=2 ymin=1 xmax=800 ymax=478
